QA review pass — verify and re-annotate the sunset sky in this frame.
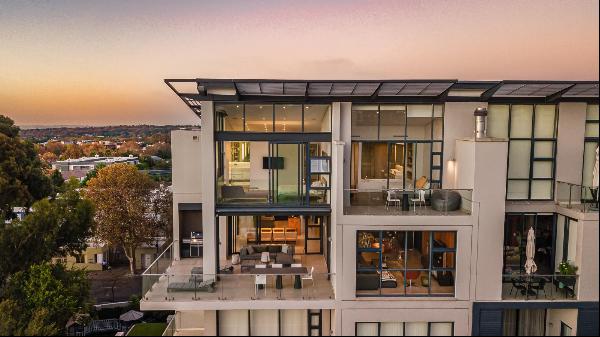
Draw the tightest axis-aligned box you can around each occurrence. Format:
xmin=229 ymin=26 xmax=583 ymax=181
xmin=1 ymin=0 xmax=598 ymax=126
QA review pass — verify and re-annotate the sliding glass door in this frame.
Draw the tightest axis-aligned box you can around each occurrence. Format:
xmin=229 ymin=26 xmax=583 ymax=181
xmin=269 ymin=142 xmax=305 ymax=204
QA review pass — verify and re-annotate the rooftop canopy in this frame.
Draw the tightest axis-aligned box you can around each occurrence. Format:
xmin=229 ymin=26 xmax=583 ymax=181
xmin=165 ymin=78 xmax=599 ymax=116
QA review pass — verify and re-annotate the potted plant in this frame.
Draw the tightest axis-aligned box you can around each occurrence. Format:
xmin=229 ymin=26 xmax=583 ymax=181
xmin=557 ymin=261 xmax=578 ymax=288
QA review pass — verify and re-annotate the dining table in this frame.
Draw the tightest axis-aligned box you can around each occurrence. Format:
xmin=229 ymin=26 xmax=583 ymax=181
xmin=244 ymin=266 xmax=308 ymax=289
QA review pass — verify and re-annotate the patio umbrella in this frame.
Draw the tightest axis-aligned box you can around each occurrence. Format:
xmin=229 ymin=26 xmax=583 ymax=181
xmin=524 ymin=227 xmax=537 ymax=275
xmin=593 ymin=145 xmax=599 ymax=199
xmin=119 ymin=310 xmax=144 ymax=322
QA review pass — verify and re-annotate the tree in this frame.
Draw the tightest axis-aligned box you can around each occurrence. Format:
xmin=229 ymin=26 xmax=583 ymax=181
xmin=118 ymin=140 xmax=140 ymax=155
xmin=60 ymin=143 xmax=84 ymax=160
xmin=86 ymin=164 xmax=160 ymax=274
xmin=150 ymin=184 xmax=173 ymax=240
xmin=80 ymin=163 xmax=105 ymax=187
xmin=0 ymin=180 xmax=94 ymax=282
xmin=0 ymin=263 xmax=89 ymax=336
xmin=0 ymin=115 xmax=54 ymax=221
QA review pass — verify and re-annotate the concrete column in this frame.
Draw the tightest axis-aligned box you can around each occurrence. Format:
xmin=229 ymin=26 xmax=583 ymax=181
xmin=200 ymin=101 xmax=216 ymax=278
xmin=556 ymin=103 xmax=587 ymax=185
xmin=455 ymin=138 xmax=508 ymax=300
xmin=576 ymin=217 xmax=599 ymax=301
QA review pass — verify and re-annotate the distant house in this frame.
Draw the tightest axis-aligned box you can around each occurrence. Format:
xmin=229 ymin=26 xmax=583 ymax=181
xmin=52 ymin=155 xmax=139 ymax=181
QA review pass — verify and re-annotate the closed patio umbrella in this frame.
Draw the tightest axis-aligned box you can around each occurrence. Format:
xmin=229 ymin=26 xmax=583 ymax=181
xmin=593 ymin=145 xmax=599 ymax=195
xmin=119 ymin=310 xmax=144 ymax=322
xmin=524 ymin=227 xmax=537 ymax=275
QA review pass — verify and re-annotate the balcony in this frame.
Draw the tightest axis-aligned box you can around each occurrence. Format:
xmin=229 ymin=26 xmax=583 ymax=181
xmin=502 ymin=274 xmax=578 ymax=301
xmin=344 ymin=188 xmax=473 ymax=216
xmin=142 ymin=242 xmax=334 ymax=304
xmin=555 ymin=181 xmax=599 ymax=213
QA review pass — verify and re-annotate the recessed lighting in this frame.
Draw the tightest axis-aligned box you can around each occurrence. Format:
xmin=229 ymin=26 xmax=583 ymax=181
xmin=283 ymin=106 xmax=286 ymax=109
xmin=236 ymin=105 xmax=240 ymax=108
xmin=305 ymin=106 xmax=310 ymax=109
xmin=259 ymin=106 xmax=263 ymax=109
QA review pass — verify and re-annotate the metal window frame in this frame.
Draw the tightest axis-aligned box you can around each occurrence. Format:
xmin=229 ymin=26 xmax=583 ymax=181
xmin=503 ymin=104 xmax=558 ymax=201
xmin=214 ymin=102 xmax=333 ymax=134
xmin=356 ymin=230 xmax=457 ymax=298
xmin=354 ymin=321 xmax=455 ymax=336
xmin=501 ymin=212 xmax=557 ymax=275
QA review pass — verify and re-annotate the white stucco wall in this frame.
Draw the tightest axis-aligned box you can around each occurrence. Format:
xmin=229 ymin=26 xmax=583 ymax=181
xmin=171 ymin=129 xmax=202 ymax=259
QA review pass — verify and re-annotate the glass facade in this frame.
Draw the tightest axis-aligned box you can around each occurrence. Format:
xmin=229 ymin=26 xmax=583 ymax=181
xmin=488 ymin=104 xmax=558 ymax=200
xmin=216 ymin=103 xmax=331 ymax=133
xmin=356 ymin=230 xmax=456 ymax=297
xmin=351 ymin=104 xmax=443 ymax=190
xmin=216 ymin=141 xmax=331 ymax=206
xmin=214 ymin=102 xmax=331 ymax=207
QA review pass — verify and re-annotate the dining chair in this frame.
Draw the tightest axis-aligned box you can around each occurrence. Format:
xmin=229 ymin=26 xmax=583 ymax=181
xmin=386 ymin=190 xmax=401 ymax=210
xmin=255 ymin=264 xmax=267 ymax=297
xmin=410 ymin=189 xmax=426 ymax=213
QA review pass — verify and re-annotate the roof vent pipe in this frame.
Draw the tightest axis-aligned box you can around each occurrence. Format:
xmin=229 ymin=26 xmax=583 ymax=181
xmin=474 ymin=107 xmax=488 ymax=139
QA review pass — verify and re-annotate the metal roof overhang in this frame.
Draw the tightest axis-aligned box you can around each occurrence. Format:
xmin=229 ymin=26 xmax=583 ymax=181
xmin=165 ymin=79 xmax=599 ymax=116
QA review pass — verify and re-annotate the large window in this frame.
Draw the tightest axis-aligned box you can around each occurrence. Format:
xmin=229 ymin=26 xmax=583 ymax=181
xmin=216 ymin=141 xmax=331 ymax=206
xmin=351 ymin=104 xmax=443 ymax=190
xmin=582 ymin=104 xmax=599 ymax=199
xmin=356 ymin=230 xmax=456 ymax=297
xmin=216 ymin=103 xmax=331 ymax=133
xmin=503 ymin=213 xmax=555 ymax=275
xmin=218 ymin=309 xmax=324 ymax=336
xmin=356 ymin=322 xmax=454 ymax=336
xmin=488 ymin=104 xmax=558 ymax=200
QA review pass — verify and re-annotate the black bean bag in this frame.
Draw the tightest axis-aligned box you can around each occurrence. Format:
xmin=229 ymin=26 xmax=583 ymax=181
xmin=431 ymin=190 xmax=462 ymax=212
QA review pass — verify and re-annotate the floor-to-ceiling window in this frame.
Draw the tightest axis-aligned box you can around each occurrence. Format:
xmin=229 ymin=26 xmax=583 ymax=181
xmin=351 ymin=104 xmax=443 ymax=190
xmin=215 ymin=103 xmax=331 ymax=206
xmin=356 ymin=230 xmax=456 ymax=297
xmin=487 ymin=104 xmax=558 ymax=200
xmin=503 ymin=213 xmax=555 ymax=275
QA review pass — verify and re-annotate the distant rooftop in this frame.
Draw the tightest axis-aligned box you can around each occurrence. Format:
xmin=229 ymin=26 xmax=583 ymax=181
xmin=54 ymin=155 xmax=139 ymax=165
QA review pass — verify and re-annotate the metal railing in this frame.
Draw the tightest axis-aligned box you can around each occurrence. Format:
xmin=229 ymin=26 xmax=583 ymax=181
xmin=343 ymin=188 xmax=473 ymax=215
xmin=142 ymin=272 xmax=335 ymax=302
xmin=555 ymin=181 xmax=599 ymax=213
xmin=162 ymin=317 xmax=176 ymax=337
xmin=502 ymin=273 xmax=578 ymax=300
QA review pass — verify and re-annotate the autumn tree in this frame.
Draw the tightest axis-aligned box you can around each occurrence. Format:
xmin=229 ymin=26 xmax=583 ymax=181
xmin=86 ymin=164 xmax=161 ymax=274
xmin=60 ymin=143 xmax=84 ymax=159
xmin=81 ymin=142 xmax=106 ymax=157
xmin=118 ymin=140 xmax=141 ymax=155
xmin=150 ymin=184 xmax=173 ymax=239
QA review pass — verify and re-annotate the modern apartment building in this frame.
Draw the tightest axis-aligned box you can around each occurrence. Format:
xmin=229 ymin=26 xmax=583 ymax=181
xmin=141 ymin=79 xmax=599 ymax=336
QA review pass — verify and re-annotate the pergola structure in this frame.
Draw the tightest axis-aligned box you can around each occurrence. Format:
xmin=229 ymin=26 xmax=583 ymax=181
xmin=165 ymin=79 xmax=599 ymax=117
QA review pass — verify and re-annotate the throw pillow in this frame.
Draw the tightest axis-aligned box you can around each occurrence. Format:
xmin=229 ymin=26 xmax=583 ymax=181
xmin=246 ymin=246 xmax=255 ymax=255
xmin=281 ymin=244 xmax=288 ymax=254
